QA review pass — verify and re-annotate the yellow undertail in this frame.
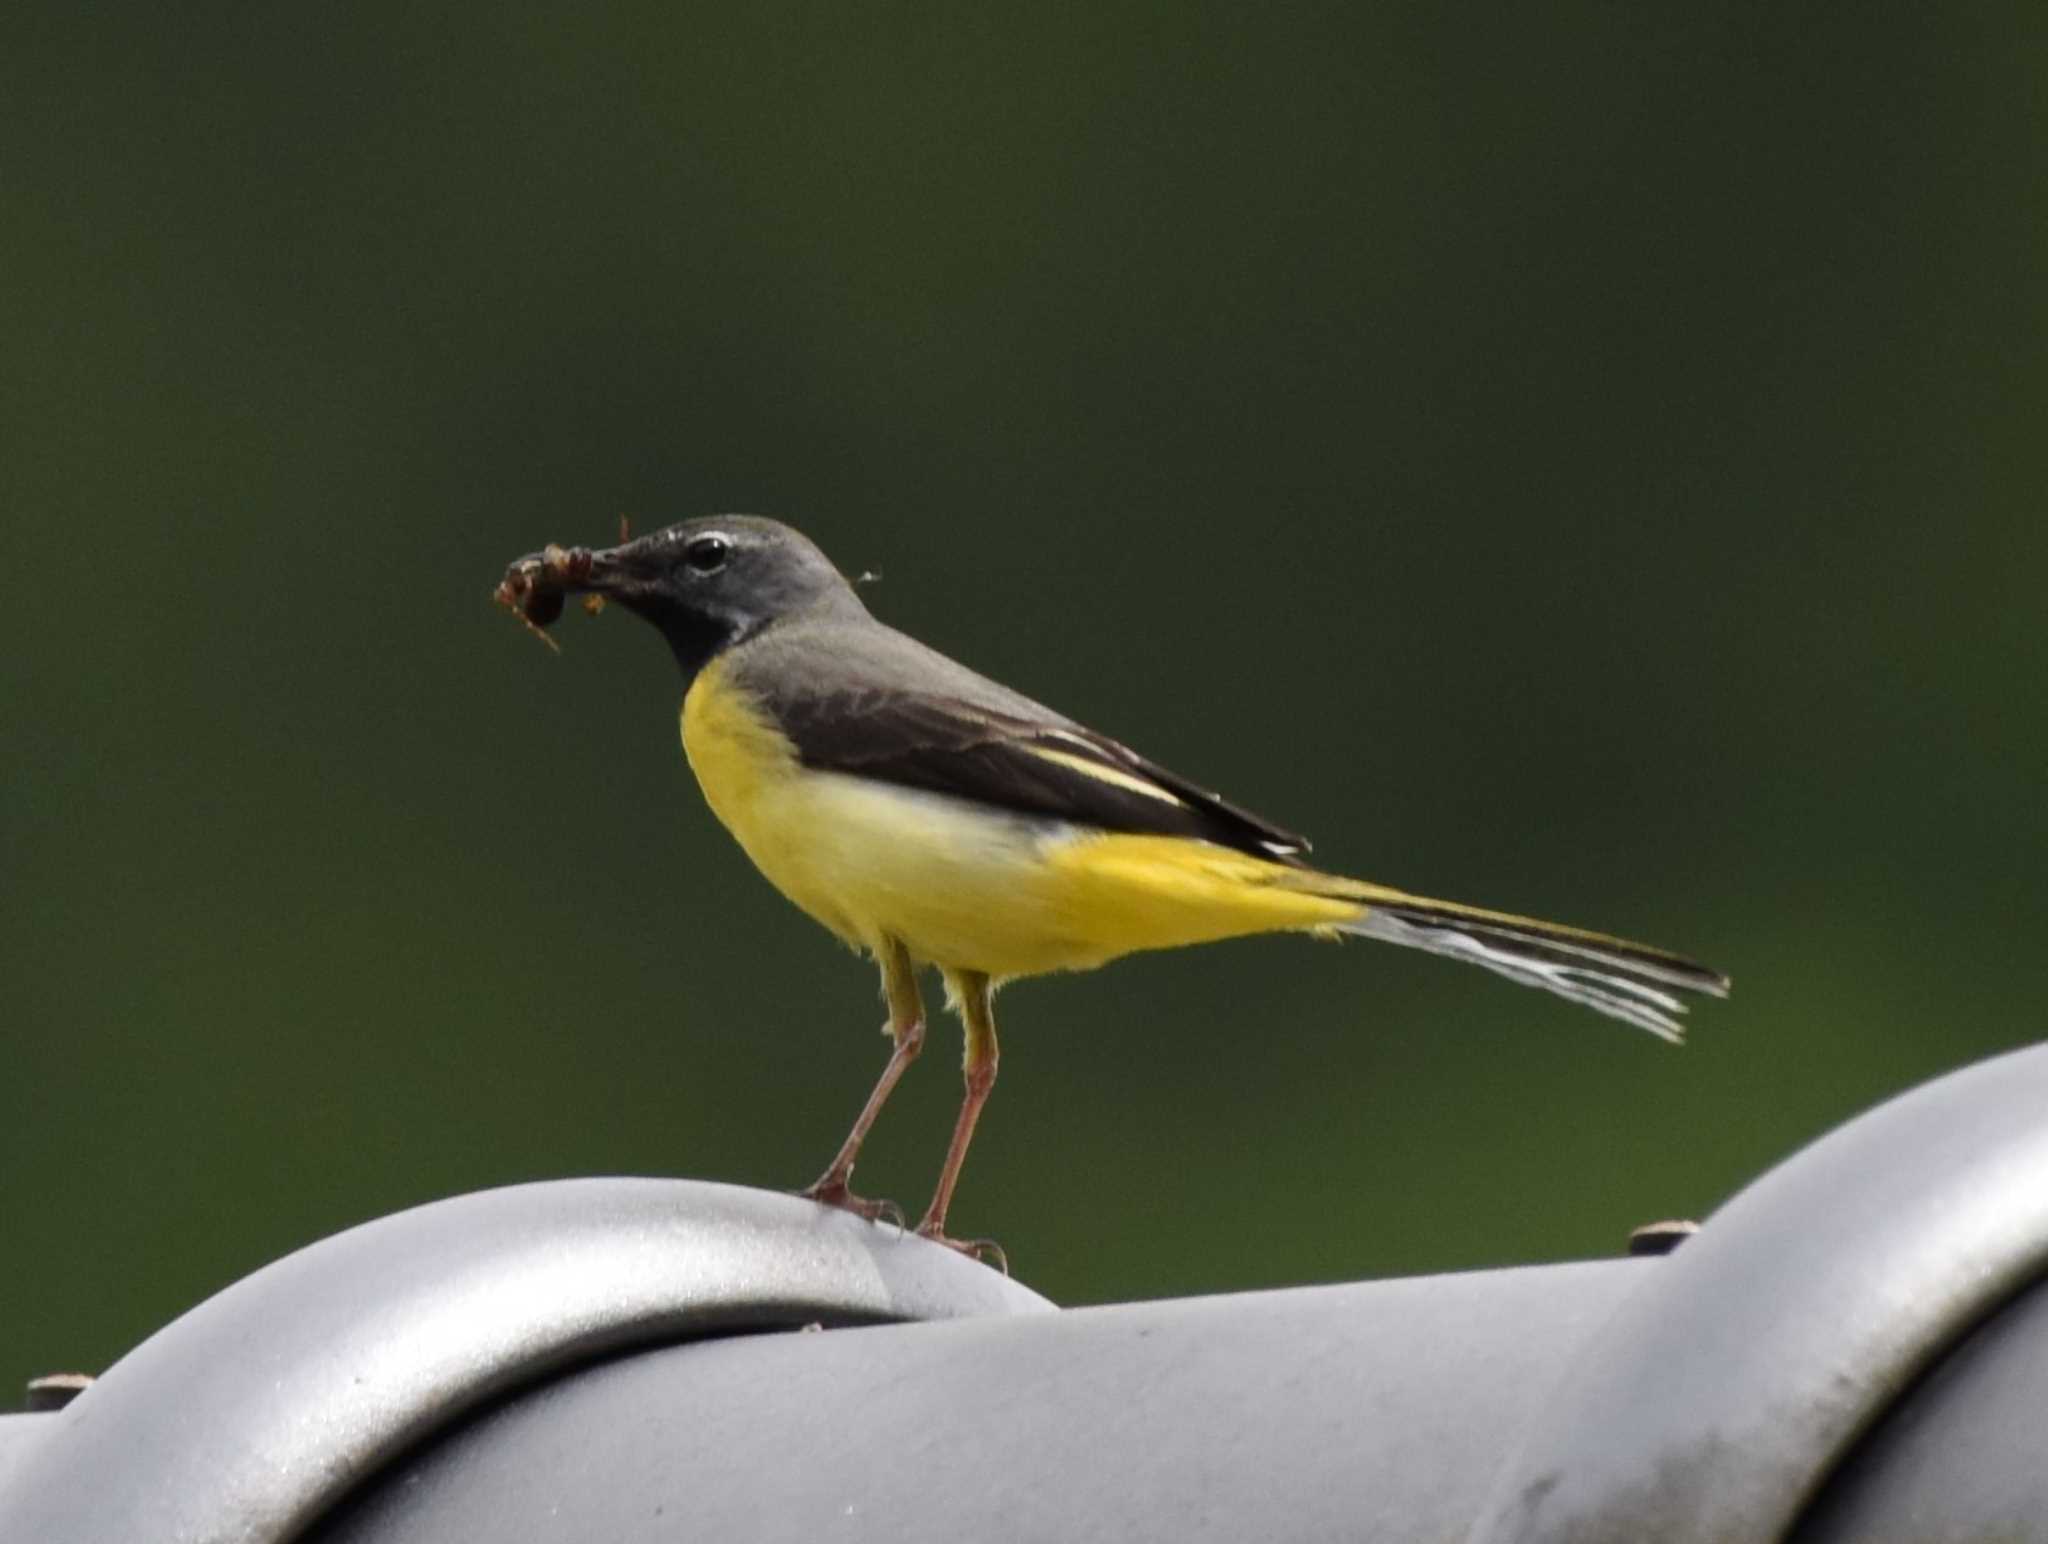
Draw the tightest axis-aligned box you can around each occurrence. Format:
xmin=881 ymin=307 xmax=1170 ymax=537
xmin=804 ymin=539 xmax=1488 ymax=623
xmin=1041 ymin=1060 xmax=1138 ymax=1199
xmin=1042 ymin=834 xmax=1725 ymax=1041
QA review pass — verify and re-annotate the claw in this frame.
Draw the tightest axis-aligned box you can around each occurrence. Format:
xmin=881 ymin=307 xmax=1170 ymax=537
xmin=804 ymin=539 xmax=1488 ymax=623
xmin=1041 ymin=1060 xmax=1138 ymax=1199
xmin=799 ymin=1176 xmax=906 ymax=1231
xmin=914 ymin=1224 xmax=1008 ymax=1275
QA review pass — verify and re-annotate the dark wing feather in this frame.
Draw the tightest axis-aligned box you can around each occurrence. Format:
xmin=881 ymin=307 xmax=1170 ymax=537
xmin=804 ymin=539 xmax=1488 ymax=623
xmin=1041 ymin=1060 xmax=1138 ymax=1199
xmin=725 ymin=615 xmax=1311 ymax=861
xmin=774 ymin=686 xmax=1310 ymax=861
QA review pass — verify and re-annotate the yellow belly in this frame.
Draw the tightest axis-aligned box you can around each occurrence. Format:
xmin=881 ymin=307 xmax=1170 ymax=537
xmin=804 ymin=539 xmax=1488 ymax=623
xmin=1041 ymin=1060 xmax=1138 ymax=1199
xmin=679 ymin=658 xmax=1357 ymax=977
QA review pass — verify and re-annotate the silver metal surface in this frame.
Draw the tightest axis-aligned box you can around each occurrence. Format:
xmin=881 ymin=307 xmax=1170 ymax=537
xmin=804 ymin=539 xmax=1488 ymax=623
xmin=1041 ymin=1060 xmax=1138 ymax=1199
xmin=308 ymin=1260 xmax=1650 ymax=1544
xmin=0 ymin=1177 xmax=1048 ymax=1544
xmin=0 ymin=1416 xmax=50 ymax=1499
xmin=1792 ymin=1268 xmax=2048 ymax=1539
xmin=16 ymin=1047 xmax=2048 ymax=1542
xmin=1467 ymin=1040 xmax=2048 ymax=1543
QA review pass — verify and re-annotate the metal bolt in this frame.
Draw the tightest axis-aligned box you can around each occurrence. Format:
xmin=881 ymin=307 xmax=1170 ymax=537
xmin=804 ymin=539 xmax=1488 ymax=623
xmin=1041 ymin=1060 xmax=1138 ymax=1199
xmin=1628 ymin=1219 xmax=1700 ymax=1257
xmin=24 ymin=1373 xmax=94 ymax=1413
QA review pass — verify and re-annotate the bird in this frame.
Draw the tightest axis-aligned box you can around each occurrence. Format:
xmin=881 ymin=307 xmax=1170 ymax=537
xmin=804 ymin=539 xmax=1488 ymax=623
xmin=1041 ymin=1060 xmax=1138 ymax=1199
xmin=495 ymin=515 xmax=1727 ymax=1260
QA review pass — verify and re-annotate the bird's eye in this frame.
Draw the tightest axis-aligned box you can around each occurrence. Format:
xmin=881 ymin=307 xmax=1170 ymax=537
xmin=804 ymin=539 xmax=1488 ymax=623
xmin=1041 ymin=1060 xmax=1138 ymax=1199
xmin=683 ymin=534 xmax=731 ymax=574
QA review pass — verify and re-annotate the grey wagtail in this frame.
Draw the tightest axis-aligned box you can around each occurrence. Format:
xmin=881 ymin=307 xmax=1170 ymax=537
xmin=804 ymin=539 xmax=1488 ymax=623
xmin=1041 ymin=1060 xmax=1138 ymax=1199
xmin=496 ymin=516 xmax=1727 ymax=1258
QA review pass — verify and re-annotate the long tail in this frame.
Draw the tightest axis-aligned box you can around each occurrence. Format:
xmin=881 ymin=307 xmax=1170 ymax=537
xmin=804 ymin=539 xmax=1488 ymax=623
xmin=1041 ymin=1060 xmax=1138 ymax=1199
xmin=1306 ymin=877 xmax=1728 ymax=1043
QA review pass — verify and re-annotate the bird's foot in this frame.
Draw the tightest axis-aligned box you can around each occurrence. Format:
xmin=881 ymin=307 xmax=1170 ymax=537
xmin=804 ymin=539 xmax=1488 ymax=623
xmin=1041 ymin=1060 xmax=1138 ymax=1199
xmin=914 ymin=1221 xmax=1009 ymax=1275
xmin=798 ymin=1174 xmax=906 ymax=1230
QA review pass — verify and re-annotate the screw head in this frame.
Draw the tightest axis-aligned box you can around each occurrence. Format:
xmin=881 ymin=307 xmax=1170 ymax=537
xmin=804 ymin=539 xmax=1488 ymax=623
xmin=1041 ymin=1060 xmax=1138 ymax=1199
xmin=24 ymin=1373 xmax=94 ymax=1413
xmin=1628 ymin=1219 xmax=1701 ymax=1257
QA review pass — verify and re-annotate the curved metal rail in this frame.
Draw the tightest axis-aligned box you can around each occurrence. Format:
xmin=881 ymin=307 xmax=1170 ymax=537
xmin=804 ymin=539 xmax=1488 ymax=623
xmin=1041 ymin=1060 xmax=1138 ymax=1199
xmin=1468 ymin=1040 xmax=2048 ymax=1542
xmin=0 ymin=1177 xmax=1048 ymax=1544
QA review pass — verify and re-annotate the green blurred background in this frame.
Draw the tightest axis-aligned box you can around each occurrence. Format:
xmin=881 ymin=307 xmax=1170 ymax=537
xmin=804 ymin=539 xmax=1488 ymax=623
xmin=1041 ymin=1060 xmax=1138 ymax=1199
xmin=6 ymin=6 xmax=2043 ymax=1389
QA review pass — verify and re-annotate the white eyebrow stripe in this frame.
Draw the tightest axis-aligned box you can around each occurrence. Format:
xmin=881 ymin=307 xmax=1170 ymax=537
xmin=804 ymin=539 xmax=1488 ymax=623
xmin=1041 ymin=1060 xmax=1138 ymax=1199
xmin=1020 ymin=744 xmax=1191 ymax=807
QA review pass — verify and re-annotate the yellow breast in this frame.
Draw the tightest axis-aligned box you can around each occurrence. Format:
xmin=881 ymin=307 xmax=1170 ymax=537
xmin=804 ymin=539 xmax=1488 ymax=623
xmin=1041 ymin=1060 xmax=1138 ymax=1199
xmin=679 ymin=656 xmax=862 ymax=948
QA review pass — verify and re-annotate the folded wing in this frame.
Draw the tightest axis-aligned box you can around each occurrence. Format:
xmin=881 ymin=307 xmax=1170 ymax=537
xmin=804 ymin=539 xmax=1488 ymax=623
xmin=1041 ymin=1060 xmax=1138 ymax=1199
xmin=771 ymin=685 xmax=1311 ymax=863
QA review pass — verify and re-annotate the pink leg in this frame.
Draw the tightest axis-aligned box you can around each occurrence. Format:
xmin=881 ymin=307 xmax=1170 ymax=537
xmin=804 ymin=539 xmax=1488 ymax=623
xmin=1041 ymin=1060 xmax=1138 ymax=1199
xmin=800 ymin=936 xmax=923 ymax=1224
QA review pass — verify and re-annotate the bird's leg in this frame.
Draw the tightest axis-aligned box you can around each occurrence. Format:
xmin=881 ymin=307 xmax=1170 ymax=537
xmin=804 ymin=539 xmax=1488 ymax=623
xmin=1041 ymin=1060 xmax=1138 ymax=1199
xmin=799 ymin=935 xmax=923 ymax=1225
xmin=916 ymin=968 xmax=1004 ymax=1268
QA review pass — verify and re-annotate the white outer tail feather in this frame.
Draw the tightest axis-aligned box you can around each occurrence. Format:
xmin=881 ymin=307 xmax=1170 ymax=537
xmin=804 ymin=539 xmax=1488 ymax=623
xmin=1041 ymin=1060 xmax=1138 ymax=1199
xmin=1338 ymin=909 xmax=1702 ymax=1044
